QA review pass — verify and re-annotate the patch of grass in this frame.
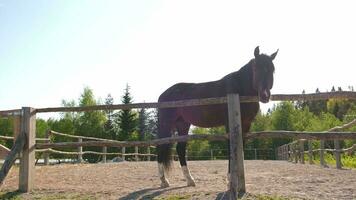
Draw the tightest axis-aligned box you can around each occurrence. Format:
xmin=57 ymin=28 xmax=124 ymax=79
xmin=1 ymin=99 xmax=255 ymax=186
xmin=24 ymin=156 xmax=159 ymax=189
xmin=154 ymin=195 xmax=191 ymax=200
xmin=245 ymin=194 xmax=291 ymax=200
xmin=0 ymin=191 xmax=22 ymax=200
xmin=305 ymin=153 xmax=356 ymax=168
xmin=153 ymin=193 xmax=291 ymax=200
xmin=0 ymin=191 xmax=98 ymax=200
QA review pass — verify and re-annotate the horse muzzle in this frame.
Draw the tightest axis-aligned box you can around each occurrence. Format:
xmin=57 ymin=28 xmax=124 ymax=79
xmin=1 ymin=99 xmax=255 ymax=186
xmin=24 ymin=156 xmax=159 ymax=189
xmin=259 ymin=89 xmax=270 ymax=103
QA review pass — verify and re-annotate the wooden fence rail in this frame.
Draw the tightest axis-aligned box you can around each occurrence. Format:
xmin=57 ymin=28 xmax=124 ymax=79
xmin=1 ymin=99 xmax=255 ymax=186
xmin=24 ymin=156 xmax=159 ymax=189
xmin=31 ymin=91 xmax=356 ymax=113
xmin=277 ymin=119 xmax=356 ymax=169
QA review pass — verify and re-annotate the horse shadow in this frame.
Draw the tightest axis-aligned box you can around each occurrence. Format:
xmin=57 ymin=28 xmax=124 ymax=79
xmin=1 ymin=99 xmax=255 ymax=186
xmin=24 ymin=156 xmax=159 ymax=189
xmin=118 ymin=186 xmax=187 ymax=200
xmin=119 ymin=186 xmax=231 ymax=200
xmin=0 ymin=190 xmax=23 ymax=199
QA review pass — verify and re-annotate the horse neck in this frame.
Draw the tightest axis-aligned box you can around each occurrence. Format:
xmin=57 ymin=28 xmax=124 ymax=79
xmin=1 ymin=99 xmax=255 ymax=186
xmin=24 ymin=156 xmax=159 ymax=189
xmin=223 ymin=60 xmax=258 ymax=96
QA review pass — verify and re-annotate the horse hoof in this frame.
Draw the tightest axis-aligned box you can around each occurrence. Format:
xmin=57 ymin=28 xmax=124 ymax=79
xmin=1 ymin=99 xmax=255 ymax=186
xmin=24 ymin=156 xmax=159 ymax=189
xmin=160 ymin=181 xmax=170 ymax=188
xmin=187 ymin=180 xmax=196 ymax=187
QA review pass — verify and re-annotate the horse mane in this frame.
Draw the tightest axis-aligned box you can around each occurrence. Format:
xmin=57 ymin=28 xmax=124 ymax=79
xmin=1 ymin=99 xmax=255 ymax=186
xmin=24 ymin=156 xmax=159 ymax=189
xmin=221 ymin=59 xmax=257 ymax=96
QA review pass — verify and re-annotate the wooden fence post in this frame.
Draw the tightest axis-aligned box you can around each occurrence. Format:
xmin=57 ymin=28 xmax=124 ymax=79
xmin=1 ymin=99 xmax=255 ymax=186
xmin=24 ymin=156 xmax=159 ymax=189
xmin=308 ymin=140 xmax=313 ymax=164
xmin=102 ymin=146 xmax=107 ymax=163
xmin=287 ymin=144 xmax=291 ymax=161
xmin=135 ymin=146 xmax=139 ymax=161
xmin=293 ymin=144 xmax=298 ymax=163
xmin=0 ymin=116 xmax=26 ymax=187
xmin=122 ymin=147 xmax=125 ymax=161
xmin=13 ymin=115 xmax=21 ymax=163
xmin=320 ymin=140 xmax=326 ymax=167
xmin=44 ymin=130 xmax=50 ymax=165
xmin=147 ymin=146 xmax=151 ymax=161
xmin=334 ymin=140 xmax=342 ymax=169
xmin=227 ymin=93 xmax=245 ymax=199
xmin=19 ymin=107 xmax=36 ymax=192
xmin=300 ymin=140 xmax=305 ymax=164
xmin=254 ymin=149 xmax=257 ymax=160
xmin=78 ymin=138 xmax=83 ymax=163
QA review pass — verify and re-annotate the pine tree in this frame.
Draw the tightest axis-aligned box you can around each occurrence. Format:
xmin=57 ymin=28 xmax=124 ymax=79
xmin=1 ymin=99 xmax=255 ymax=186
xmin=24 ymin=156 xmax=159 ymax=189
xmin=331 ymin=86 xmax=336 ymax=92
xmin=116 ymin=84 xmax=138 ymax=141
xmin=138 ymin=108 xmax=149 ymax=140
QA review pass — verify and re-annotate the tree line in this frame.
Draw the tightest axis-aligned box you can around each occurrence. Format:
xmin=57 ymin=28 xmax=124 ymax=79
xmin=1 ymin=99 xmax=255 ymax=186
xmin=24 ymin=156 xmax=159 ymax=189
xmin=0 ymin=85 xmax=355 ymax=162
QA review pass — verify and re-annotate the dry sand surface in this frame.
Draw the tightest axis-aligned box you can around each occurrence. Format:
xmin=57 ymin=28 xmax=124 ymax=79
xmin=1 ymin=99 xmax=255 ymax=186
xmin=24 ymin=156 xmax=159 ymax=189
xmin=1 ymin=160 xmax=356 ymax=200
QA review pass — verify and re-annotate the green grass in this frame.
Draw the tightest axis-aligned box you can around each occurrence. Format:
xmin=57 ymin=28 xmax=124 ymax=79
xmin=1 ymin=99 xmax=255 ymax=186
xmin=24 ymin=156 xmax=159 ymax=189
xmin=0 ymin=191 xmax=98 ymax=200
xmin=304 ymin=153 xmax=356 ymax=168
xmin=154 ymin=193 xmax=291 ymax=200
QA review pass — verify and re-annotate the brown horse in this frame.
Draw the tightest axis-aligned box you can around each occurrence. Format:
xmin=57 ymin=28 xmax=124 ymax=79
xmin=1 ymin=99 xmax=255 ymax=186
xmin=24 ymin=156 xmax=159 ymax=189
xmin=157 ymin=46 xmax=278 ymax=187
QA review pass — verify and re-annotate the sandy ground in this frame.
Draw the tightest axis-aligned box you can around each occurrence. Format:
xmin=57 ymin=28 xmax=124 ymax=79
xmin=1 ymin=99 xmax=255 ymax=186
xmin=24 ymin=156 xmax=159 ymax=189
xmin=1 ymin=160 xmax=356 ymax=200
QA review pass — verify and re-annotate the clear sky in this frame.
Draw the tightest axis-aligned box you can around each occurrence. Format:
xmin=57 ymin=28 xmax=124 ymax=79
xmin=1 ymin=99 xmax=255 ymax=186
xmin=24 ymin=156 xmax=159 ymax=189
xmin=1 ymin=0 xmax=355 ymax=118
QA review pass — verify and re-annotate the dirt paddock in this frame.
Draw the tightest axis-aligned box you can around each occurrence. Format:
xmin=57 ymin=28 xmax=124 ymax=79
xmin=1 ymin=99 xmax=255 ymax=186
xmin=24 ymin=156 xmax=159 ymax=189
xmin=1 ymin=160 xmax=355 ymax=199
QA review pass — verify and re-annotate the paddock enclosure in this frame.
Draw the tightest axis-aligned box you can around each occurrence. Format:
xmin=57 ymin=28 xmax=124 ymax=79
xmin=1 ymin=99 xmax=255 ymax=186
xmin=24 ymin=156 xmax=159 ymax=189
xmin=1 ymin=161 xmax=356 ymax=199
xmin=1 ymin=91 xmax=356 ymax=200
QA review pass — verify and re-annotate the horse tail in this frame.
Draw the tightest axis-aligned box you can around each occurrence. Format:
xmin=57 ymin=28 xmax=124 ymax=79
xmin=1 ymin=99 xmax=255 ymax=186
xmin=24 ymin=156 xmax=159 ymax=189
xmin=157 ymin=109 xmax=173 ymax=171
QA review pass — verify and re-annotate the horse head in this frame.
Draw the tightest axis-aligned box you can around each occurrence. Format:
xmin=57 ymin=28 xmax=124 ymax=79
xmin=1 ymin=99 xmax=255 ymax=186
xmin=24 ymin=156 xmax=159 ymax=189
xmin=252 ymin=46 xmax=278 ymax=103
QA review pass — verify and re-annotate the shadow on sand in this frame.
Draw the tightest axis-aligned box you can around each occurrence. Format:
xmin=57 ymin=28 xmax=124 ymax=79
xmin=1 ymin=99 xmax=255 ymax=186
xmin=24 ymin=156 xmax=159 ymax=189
xmin=118 ymin=186 xmax=188 ymax=200
xmin=0 ymin=190 xmax=23 ymax=200
xmin=119 ymin=187 xmax=233 ymax=200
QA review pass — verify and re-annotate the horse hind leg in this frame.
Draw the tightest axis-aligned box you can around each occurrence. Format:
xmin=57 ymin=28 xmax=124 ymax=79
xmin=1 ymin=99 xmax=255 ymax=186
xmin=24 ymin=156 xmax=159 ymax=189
xmin=158 ymin=162 xmax=170 ymax=188
xmin=176 ymin=119 xmax=196 ymax=186
xmin=157 ymin=116 xmax=174 ymax=188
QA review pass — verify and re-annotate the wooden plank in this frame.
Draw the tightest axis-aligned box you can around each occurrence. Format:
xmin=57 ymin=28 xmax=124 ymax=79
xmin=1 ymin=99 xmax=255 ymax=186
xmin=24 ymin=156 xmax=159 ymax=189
xmin=300 ymin=140 xmax=305 ymax=164
xmin=33 ymin=91 xmax=356 ymax=114
xmin=246 ymin=131 xmax=356 ymax=140
xmin=308 ymin=140 xmax=313 ymax=164
xmin=334 ymin=140 xmax=342 ymax=169
xmin=35 ymin=97 xmax=228 ymax=113
xmin=77 ymin=138 xmax=83 ymax=163
xmin=102 ymin=146 xmax=107 ymax=163
xmin=49 ymin=130 xmax=119 ymax=142
xmin=19 ymin=107 xmax=36 ymax=192
xmin=320 ymin=140 xmax=326 ymax=167
xmin=0 ymin=109 xmax=21 ymax=117
xmin=0 ymin=132 xmax=26 ymax=186
xmin=135 ymin=146 xmax=139 ymax=161
xmin=43 ymin=130 xmax=51 ymax=165
xmin=227 ymin=93 xmax=245 ymax=199
xmin=147 ymin=147 xmax=151 ymax=161
xmin=36 ymin=134 xmax=228 ymax=149
xmin=13 ymin=116 xmax=21 ymax=143
xmin=122 ymin=147 xmax=125 ymax=161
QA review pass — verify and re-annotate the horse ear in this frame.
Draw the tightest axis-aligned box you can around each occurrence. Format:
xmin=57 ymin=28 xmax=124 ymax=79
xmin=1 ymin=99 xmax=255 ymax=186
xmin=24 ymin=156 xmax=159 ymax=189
xmin=254 ymin=46 xmax=260 ymax=57
xmin=270 ymin=49 xmax=279 ymax=60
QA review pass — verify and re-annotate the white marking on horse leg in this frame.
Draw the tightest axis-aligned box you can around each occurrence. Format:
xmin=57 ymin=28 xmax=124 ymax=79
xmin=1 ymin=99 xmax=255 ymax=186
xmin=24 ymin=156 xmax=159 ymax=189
xmin=181 ymin=166 xmax=196 ymax=186
xmin=158 ymin=163 xmax=170 ymax=188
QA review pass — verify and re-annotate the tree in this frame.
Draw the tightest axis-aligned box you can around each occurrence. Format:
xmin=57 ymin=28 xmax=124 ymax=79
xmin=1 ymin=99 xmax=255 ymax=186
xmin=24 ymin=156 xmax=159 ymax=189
xmin=146 ymin=109 xmax=158 ymax=140
xmin=247 ymin=111 xmax=273 ymax=149
xmin=138 ymin=107 xmax=149 ymax=140
xmin=115 ymin=84 xmax=138 ymax=141
xmin=104 ymin=94 xmax=116 ymax=140
xmin=75 ymin=87 xmax=106 ymax=162
xmin=270 ymin=102 xmax=295 ymax=148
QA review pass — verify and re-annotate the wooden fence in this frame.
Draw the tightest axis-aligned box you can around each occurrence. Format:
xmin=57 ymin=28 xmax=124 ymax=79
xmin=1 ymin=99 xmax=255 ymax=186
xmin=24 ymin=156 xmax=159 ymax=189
xmin=41 ymin=130 xmax=156 ymax=163
xmin=276 ymin=119 xmax=356 ymax=169
xmin=0 ymin=91 xmax=356 ymax=200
